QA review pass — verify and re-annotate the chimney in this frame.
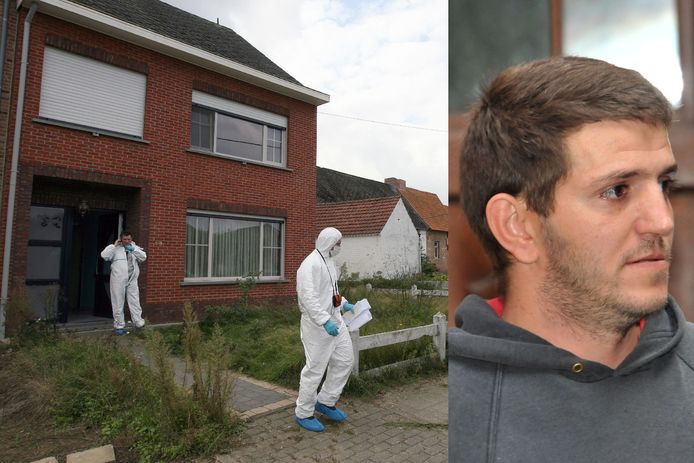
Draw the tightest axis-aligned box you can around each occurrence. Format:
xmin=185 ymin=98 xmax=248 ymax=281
xmin=385 ymin=177 xmax=406 ymax=190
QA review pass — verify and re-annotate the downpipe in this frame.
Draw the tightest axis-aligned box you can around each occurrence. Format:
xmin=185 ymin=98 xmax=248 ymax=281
xmin=0 ymin=1 xmax=38 ymax=341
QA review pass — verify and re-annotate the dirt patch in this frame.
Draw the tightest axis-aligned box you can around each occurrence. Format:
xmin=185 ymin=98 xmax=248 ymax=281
xmin=0 ymin=346 xmax=108 ymax=463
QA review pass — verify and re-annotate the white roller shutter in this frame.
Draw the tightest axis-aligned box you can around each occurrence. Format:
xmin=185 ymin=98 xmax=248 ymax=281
xmin=39 ymin=47 xmax=146 ymax=137
xmin=192 ymin=90 xmax=287 ymax=128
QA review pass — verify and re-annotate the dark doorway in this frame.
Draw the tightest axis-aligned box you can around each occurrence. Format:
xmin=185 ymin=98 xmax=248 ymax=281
xmin=26 ymin=205 xmax=122 ymax=323
xmin=92 ymin=211 xmax=120 ymax=318
xmin=70 ymin=209 xmax=121 ymax=321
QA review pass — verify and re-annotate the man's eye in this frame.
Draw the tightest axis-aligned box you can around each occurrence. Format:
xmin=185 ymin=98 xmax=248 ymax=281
xmin=601 ymin=184 xmax=628 ymax=200
xmin=660 ymin=177 xmax=678 ymax=194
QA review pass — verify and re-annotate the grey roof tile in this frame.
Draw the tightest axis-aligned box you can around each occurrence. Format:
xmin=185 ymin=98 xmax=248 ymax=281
xmin=66 ymin=0 xmax=301 ymax=85
xmin=317 ymin=167 xmax=398 ymax=203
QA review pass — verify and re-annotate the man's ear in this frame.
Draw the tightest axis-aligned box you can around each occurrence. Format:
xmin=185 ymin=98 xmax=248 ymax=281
xmin=485 ymin=193 xmax=539 ymax=264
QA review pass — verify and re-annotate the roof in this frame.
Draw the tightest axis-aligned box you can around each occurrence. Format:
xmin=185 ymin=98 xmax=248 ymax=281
xmin=24 ymin=0 xmax=329 ymax=104
xmin=317 ymin=167 xmax=398 ymax=203
xmin=316 ymin=196 xmax=401 ymax=236
xmin=398 ymin=187 xmax=448 ymax=232
xmin=66 ymin=0 xmax=301 ymax=85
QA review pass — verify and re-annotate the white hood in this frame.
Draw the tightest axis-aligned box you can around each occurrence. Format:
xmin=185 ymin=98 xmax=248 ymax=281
xmin=315 ymin=227 xmax=342 ymax=254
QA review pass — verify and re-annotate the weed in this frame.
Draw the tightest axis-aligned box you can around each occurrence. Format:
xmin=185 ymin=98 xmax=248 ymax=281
xmin=237 ymin=273 xmax=259 ymax=308
xmin=182 ymin=302 xmax=236 ymax=423
xmin=420 ymin=254 xmax=439 ymax=276
xmin=4 ymin=286 xmax=60 ymax=346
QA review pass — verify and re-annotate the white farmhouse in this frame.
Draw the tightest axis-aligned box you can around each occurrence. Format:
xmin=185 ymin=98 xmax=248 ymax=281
xmin=316 ymin=196 xmax=420 ymax=279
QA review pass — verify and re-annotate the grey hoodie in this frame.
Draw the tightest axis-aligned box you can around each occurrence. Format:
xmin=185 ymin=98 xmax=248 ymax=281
xmin=448 ymin=294 xmax=694 ymax=463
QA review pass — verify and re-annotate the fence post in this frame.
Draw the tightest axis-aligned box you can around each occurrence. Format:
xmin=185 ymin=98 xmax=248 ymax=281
xmin=433 ymin=312 xmax=447 ymax=361
xmin=349 ymin=329 xmax=360 ymax=375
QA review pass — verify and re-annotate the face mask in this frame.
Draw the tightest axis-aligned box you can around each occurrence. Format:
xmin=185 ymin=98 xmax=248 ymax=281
xmin=329 ymin=245 xmax=341 ymax=257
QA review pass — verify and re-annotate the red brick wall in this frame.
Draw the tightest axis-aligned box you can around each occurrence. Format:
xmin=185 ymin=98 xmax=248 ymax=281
xmin=426 ymin=230 xmax=448 ymax=273
xmin=0 ymin=0 xmax=18 ymax=155
xmin=1 ymin=9 xmax=318 ymax=321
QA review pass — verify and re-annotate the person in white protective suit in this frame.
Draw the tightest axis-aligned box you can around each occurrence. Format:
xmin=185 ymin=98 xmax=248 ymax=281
xmin=294 ymin=227 xmax=355 ymax=432
xmin=100 ymin=231 xmax=147 ymax=335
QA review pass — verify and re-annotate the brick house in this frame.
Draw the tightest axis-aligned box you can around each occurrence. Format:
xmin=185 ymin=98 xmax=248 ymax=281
xmin=385 ymin=178 xmax=449 ymax=273
xmin=0 ymin=0 xmax=329 ymax=336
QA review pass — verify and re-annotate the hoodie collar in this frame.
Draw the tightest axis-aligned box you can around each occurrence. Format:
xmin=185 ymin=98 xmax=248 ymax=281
xmin=450 ymin=294 xmax=684 ymax=382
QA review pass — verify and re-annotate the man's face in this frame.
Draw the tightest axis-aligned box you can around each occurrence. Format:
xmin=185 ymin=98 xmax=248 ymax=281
xmin=536 ymin=120 xmax=676 ymax=331
xmin=121 ymin=235 xmax=133 ymax=246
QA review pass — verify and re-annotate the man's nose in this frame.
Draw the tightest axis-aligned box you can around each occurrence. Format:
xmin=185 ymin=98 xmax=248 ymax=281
xmin=635 ymin=185 xmax=675 ymax=237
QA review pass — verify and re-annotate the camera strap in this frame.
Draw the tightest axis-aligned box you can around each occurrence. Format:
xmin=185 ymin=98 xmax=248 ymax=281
xmin=317 ymin=250 xmax=339 ymax=297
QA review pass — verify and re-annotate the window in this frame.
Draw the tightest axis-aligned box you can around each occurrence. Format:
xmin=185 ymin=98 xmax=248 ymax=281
xmin=190 ymin=91 xmax=287 ymax=166
xmin=26 ymin=205 xmax=65 ymax=318
xmin=39 ymin=47 xmax=146 ymax=137
xmin=434 ymin=240 xmax=440 ymax=259
xmin=185 ymin=212 xmax=284 ymax=281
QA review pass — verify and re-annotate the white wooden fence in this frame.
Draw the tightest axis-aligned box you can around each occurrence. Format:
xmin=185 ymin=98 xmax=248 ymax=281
xmin=371 ymin=284 xmax=448 ymax=297
xmin=348 ymin=312 xmax=447 ymax=377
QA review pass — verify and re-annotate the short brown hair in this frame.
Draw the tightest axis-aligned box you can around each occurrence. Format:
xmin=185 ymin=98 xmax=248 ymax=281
xmin=460 ymin=56 xmax=672 ymax=287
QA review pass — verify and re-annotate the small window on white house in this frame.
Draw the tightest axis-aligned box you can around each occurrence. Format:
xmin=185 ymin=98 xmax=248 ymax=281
xmin=434 ymin=240 xmax=440 ymax=259
xmin=191 ymin=90 xmax=287 ymax=166
xmin=39 ymin=47 xmax=146 ymax=137
xmin=185 ymin=211 xmax=284 ymax=281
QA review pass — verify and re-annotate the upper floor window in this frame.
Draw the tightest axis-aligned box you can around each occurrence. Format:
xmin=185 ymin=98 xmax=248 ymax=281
xmin=39 ymin=47 xmax=146 ymax=137
xmin=185 ymin=211 xmax=284 ymax=281
xmin=190 ymin=91 xmax=287 ymax=167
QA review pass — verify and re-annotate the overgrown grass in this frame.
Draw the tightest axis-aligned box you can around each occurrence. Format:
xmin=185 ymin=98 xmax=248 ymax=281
xmin=0 ymin=320 xmax=241 ymax=462
xmin=157 ymin=287 xmax=447 ymax=396
xmin=342 ymin=274 xmax=447 ymax=291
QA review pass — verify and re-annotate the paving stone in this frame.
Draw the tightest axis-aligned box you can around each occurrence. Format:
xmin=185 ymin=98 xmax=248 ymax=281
xmin=29 ymin=458 xmax=59 ymax=463
xmin=65 ymin=445 xmax=115 ymax=463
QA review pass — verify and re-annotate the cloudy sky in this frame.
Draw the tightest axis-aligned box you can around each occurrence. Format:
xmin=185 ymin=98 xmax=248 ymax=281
xmin=162 ymin=0 xmax=448 ymax=204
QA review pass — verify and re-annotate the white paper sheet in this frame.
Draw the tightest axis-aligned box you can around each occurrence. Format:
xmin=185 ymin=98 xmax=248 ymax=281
xmin=343 ymin=298 xmax=373 ymax=331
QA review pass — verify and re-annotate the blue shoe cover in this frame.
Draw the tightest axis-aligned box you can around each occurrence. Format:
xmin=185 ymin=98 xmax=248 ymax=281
xmin=295 ymin=415 xmax=324 ymax=432
xmin=315 ymin=402 xmax=348 ymax=422
xmin=114 ymin=328 xmax=128 ymax=336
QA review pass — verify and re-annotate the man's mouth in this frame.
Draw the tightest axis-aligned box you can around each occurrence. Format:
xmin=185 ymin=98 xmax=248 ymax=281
xmin=627 ymin=253 xmax=666 ymax=264
xmin=624 ymin=251 xmax=672 ymax=271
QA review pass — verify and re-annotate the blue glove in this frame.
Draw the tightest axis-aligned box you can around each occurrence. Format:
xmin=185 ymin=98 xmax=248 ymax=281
xmin=124 ymin=244 xmax=134 ymax=252
xmin=343 ymin=303 xmax=355 ymax=313
xmin=323 ymin=320 xmax=339 ymax=336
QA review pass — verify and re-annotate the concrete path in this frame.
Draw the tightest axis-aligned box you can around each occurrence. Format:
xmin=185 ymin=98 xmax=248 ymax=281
xmin=213 ymin=374 xmax=448 ymax=463
xmin=116 ymin=335 xmax=297 ymax=419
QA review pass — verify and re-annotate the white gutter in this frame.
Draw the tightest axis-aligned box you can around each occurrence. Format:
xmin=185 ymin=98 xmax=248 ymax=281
xmin=19 ymin=0 xmax=330 ymax=106
xmin=0 ymin=2 xmax=38 ymax=342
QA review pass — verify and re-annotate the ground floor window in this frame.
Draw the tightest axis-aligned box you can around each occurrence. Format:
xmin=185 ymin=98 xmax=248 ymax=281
xmin=185 ymin=212 xmax=283 ymax=281
xmin=434 ymin=240 xmax=440 ymax=259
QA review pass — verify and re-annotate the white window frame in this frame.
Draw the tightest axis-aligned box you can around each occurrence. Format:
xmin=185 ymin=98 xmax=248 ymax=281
xmin=191 ymin=91 xmax=287 ymax=167
xmin=184 ymin=209 xmax=285 ymax=282
xmin=434 ymin=240 xmax=440 ymax=259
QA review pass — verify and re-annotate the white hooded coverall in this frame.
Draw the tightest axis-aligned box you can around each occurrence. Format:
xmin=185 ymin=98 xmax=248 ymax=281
xmin=295 ymin=227 xmax=354 ymax=419
xmin=100 ymin=242 xmax=147 ymax=329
